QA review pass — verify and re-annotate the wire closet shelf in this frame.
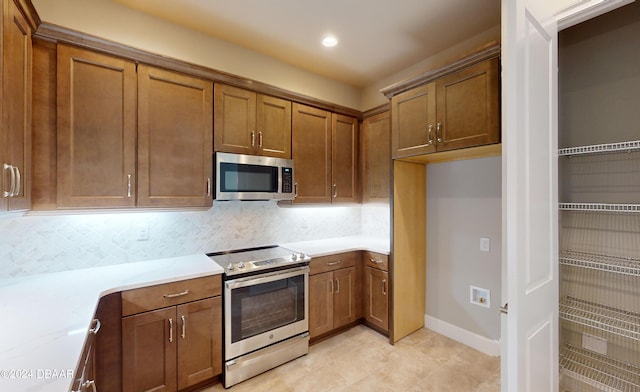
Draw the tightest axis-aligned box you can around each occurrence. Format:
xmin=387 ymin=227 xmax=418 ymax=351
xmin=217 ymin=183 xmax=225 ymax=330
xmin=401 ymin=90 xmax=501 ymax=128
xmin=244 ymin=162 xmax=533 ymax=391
xmin=560 ymin=344 xmax=640 ymax=392
xmin=560 ymin=250 xmax=640 ymax=277
xmin=558 ymin=140 xmax=640 ymax=156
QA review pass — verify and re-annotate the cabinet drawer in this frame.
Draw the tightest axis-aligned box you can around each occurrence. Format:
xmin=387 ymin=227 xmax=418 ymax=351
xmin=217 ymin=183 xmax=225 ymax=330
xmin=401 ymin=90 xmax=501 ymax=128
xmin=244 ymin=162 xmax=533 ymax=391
xmin=363 ymin=251 xmax=389 ymax=271
xmin=122 ymin=275 xmax=222 ymax=316
xmin=309 ymin=252 xmax=358 ymax=275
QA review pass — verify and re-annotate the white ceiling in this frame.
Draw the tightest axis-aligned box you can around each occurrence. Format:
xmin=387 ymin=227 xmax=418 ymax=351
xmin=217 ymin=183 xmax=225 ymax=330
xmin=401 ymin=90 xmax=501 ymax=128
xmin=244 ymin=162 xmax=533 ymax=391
xmin=114 ymin=0 xmax=501 ymax=88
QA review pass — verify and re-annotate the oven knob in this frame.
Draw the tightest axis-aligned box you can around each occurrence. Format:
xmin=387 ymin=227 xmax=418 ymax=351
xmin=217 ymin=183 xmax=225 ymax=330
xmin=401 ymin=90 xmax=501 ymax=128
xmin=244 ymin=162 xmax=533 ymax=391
xmin=291 ymin=253 xmax=297 ymax=261
xmin=237 ymin=262 xmax=245 ymax=269
xmin=227 ymin=262 xmax=234 ymax=271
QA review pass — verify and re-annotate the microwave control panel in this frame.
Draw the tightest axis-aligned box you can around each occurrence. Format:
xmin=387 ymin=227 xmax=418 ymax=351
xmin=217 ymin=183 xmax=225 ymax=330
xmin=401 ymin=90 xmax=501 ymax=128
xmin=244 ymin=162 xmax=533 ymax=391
xmin=282 ymin=167 xmax=293 ymax=193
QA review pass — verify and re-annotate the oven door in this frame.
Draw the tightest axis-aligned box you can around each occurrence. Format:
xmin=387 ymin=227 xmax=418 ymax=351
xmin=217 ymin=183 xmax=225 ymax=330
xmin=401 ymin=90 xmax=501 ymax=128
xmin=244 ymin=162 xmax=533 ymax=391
xmin=224 ymin=266 xmax=308 ymax=360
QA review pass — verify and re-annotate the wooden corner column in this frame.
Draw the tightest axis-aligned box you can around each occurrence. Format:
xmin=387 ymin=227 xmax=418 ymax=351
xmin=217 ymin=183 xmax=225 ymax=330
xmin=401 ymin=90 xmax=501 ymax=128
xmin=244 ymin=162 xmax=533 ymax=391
xmin=391 ymin=160 xmax=426 ymax=343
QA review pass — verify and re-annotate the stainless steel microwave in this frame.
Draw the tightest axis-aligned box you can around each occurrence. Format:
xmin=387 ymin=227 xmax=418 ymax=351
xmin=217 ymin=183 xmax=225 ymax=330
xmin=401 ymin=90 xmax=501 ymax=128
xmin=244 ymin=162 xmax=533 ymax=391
xmin=215 ymin=152 xmax=295 ymax=201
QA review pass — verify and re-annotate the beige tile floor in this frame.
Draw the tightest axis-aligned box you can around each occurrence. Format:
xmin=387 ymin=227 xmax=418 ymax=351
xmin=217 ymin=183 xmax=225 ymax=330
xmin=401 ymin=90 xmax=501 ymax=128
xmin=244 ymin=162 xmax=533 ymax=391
xmin=203 ymin=325 xmax=501 ymax=391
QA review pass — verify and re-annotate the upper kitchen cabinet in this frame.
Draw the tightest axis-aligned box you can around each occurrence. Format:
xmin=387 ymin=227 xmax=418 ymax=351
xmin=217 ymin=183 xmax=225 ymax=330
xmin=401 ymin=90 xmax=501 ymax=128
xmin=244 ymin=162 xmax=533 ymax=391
xmin=1 ymin=0 xmax=36 ymax=213
xmin=435 ymin=58 xmax=500 ymax=152
xmin=331 ymin=114 xmax=359 ymax=203
xmin=292 ymin=103 xmax=358 ymax=204
xmin=391 ymin=83 xmax=437 ymax=158
xmin=137 ymin=65 xmax=213 ymax=208
xmin=214 ymin=83 xmax=291 ymax=158
xmin=55 ymin=44 xmax=213 ymax=209
xmin=387 ymin=46 xmax=500 ymax=160
xmin=56 ymin=44 xmax=137 ymax=208
xmin=361 ymin=111 xmax=391 ymax=203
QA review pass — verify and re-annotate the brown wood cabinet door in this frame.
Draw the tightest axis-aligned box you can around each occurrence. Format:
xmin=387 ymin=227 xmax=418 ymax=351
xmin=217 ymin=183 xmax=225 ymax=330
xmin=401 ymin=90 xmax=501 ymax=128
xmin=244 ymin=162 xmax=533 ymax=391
xmin=56 ymin=45 xmax=137 ymax=208
xmin=256 ymin=94 xmax=291 ymax=158
xmin=332 ymin=267 xmax=357 ymax=329
xmin=137 ymin=65 xmax=213 ymax=207
xmin=292 ymin=103 xmax=332 ymax=203
xmin=332 ymin=114 xmax=358 ymax=203
xmin=122 ymin=307 xmax=177 ymax=392
xmin=362 ymin=111 xmax=390 ymax=203
xmin=309 ymin=271 xmax=333 ymax=338
xmin=435 ymin=58 xmax=500 ymax=152
xmin=176 ymin=297 xmax=222 ymax=390
xmin=391 ymin=82 xmax=437 ymax=158
xmin=2 ymin=0 xmax=31 ymax=211
xmin=365 ymin=266 xmax=389 ymax=332
xmin=213 ymin=84 xmax=256 ymax=155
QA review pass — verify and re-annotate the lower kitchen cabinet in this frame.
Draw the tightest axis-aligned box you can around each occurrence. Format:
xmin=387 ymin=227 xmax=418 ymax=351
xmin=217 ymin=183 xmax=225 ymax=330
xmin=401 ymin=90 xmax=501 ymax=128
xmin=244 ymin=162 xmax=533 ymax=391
xmin=363 ymin=252 xmax=389 ymax=333
xmin=121 ymin=276 xmax=222 ymax=392
xmin=308 ymin=252 xmax=360 ymax=339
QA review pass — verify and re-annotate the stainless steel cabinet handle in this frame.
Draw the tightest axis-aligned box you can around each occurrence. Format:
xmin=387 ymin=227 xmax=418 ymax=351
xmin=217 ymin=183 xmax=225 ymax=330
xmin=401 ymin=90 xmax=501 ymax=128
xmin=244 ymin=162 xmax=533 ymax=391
xmin=206 ymin=178 xmax=211 ymax=196
xmin=335 ymin=278 xmax=340 ymax=294
xmin=2 ymin=163 xmax=12 ymax=197
xmin=163 ymin=289 xmax=190 ymax=298
xmin=181 ymin=315 xmax=186 ymax=339
xmin=382 ymin=279 xmax=387 ymax=295
xmin=82 ymin=380 xmax=97 ymax=392
xmin=251 ymin=131 xmax=255 ymax=147
xmin=327 ymin=260 xmax=342 ymax=266
xmin=329 ymin=279 xmax=334 ymax=293
xmin=89 ymin=318 xmax=101 ymax=335
xmin=258 ymin=131 xmax=263 ymax=148
xmin=127 ymin=174 xmax=132 ymax=198
xmin=294 ymin=182 xmax=298 ymax=198
xmin=436 ymin=122 xmax=443 ymax=143
xmin=427 ymin=124 xmax=434 ymax=145
xmin=169 ymin=318 xmax=174 ymax=343
xmin=332 ymin=184 xmax=338 ymax=198
xmin=11 ymin=166 xmax=22 ymax=196
xmin=369 ymin=258 xmax=383 ymax=264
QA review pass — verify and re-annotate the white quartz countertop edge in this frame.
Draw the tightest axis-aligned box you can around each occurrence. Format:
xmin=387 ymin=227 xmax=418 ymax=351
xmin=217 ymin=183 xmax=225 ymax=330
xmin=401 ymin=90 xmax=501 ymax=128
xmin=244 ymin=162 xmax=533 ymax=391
xmin=0 ymin=236 xmax=389 ymax=391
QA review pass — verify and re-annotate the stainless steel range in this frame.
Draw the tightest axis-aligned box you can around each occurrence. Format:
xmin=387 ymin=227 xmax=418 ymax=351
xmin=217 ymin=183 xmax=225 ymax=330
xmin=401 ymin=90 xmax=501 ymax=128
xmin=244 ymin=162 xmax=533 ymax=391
xmin=208 ymin=245 xmax=311 ymax=388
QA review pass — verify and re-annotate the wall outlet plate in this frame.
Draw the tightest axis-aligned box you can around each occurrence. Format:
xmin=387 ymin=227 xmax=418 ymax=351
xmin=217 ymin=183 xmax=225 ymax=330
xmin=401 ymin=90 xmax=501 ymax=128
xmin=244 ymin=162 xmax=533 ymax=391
xmin=470 ymin=286 xmax=491 ymax=308
xmin=582 ymin=333 xmax=607 ymax=355
xmin=480 ymin=237 xmax=490 ymax=252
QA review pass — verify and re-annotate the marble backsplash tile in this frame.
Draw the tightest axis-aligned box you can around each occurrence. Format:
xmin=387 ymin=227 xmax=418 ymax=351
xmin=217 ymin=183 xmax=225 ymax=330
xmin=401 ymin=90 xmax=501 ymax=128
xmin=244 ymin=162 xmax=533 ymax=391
xmin=0 ymin=202 xmax=390 ymax=278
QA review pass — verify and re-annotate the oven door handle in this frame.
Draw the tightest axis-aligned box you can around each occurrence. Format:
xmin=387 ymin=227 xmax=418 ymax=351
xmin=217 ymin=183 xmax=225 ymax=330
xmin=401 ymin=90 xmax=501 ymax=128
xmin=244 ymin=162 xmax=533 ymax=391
xmin=226 ymin=266 xmax=309 ymax=289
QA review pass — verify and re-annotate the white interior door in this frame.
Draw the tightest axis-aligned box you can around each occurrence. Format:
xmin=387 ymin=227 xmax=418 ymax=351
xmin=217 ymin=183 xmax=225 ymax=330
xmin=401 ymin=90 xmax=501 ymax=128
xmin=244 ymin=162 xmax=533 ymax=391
xmin=500 ymin=1 xmax=635 ymax=391
xmin=501 ymin=0 xmax=559 ymax=391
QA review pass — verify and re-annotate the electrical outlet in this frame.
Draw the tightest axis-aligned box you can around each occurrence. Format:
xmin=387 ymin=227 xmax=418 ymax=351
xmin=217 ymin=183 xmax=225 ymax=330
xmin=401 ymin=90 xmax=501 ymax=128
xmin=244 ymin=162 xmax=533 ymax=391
xmin=470 ymin=286 xmax=491 ymax=308
xmin=136 ymin=223 xmax=149 ymax=241
xmin=480 ymin=237 xmax=490 ymax=252
xmin=582 ymin=333 xmax=607 ymax=355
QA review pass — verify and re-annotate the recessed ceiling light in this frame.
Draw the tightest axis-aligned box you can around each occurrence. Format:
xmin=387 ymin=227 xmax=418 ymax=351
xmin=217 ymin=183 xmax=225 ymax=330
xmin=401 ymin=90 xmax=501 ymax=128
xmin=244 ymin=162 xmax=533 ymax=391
xmin=322 ymin=36 xmax=338 ymax=48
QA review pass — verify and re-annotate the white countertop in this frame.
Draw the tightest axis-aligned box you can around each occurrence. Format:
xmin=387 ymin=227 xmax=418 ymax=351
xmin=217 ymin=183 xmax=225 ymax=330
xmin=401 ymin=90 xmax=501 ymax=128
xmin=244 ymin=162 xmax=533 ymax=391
xmin=0 ymin=254 xmax=224 ymax=392
xmin=281 ymin=235 xmax=390 ymax=257
xmin=0 ymin=236 xmax=389 ymax=391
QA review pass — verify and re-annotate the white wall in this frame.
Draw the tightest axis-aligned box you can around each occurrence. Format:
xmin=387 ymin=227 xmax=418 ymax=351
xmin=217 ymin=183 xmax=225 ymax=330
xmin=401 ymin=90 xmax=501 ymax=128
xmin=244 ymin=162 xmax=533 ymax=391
xmin=31 ymin=0 xmax=362 ymax=110
xmin=426 ymin=156 xmax=502 ymax=341
xmin=361 ymin=25 xmax=501 ymax=111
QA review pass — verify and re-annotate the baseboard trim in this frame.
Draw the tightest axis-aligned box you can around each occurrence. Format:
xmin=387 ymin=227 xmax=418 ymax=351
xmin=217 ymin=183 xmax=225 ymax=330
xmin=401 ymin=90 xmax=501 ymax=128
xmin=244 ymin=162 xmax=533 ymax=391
xmin=425 ymin=315 xmax=501 ymax=357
